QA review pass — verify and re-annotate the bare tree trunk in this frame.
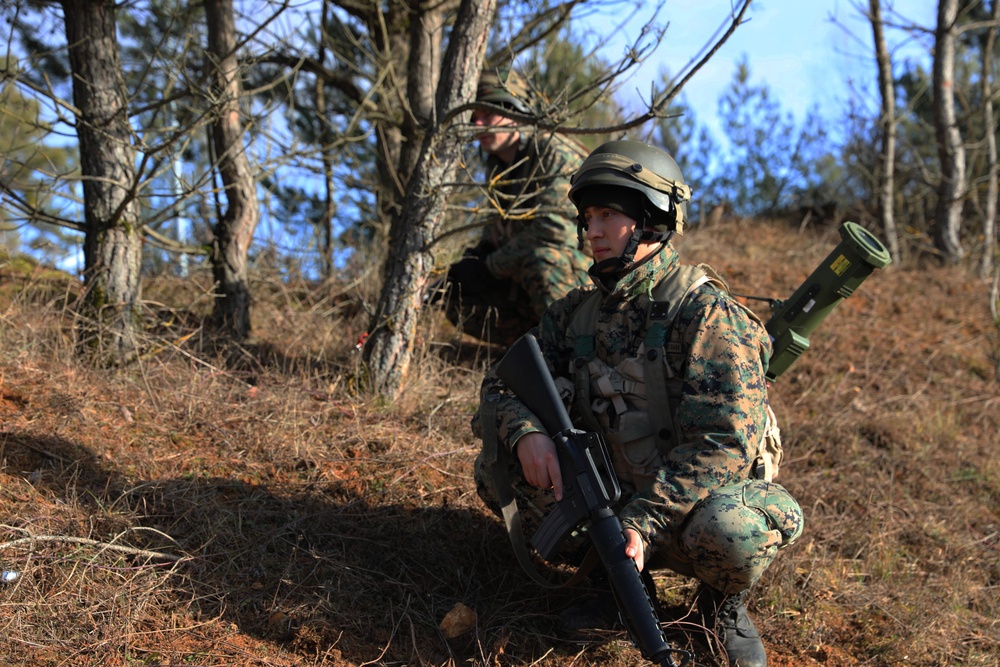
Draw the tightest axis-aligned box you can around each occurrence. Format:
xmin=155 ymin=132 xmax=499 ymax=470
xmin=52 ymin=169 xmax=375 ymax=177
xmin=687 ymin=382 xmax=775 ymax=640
xmin=363 ymin=0 xmax=497 ymax=398
xmin=205 ymin=0 xmax=260 ymax=340
xmin=370 ymin=1 xmax=444 ymax=255
xmin=870 ymin=0 xmax=901 ymax=264
xmin=317 ymin=1 xmax=336 ymax=281
xmin=62 ymin=0 xmax=143 ymax=364
xmin=372 ymin=1 xmax=412 ymax=255
xmin=398 ymin=0 xmax=443 ymax=186
xmin=982 ymin=0 xmax=1000 ymax=280
xmin=319 ymin=123 xmax=336 ymax=281
xmin=932 ymin=0 xmax=967 ymax=264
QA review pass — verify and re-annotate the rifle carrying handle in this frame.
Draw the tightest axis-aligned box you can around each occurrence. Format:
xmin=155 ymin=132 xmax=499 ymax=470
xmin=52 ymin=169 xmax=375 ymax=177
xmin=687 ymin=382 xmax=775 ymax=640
xmin=496 ymin=334 xmax=574 ymax=435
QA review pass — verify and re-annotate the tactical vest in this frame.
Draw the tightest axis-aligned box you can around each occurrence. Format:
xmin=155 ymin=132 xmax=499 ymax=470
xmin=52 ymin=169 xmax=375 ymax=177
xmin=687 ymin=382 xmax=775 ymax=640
xmin=566 ymin=264 xmax=783 ymax=491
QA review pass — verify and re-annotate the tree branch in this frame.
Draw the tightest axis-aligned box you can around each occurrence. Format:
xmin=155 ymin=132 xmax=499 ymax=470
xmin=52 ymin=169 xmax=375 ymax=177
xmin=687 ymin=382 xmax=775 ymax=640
xmin=0 ymin=534 xmax=182 ymax=562
xmin=255 ymin=53 xmax=375 ymax=109
xmin=441 ymin=0 xmax=753 ymax=137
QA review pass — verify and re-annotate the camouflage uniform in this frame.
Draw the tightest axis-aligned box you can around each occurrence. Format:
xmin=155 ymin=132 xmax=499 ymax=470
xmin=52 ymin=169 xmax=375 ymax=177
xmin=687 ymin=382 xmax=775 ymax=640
xmin=472 ymin=244 xmax=803 ymax=593
xmin=446 ymin=131 xmax=591 ymax=346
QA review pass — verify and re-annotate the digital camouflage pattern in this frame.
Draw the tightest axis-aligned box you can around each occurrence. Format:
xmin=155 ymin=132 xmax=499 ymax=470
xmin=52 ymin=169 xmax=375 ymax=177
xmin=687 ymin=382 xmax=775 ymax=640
xmin=449 ymin=130 xmax=591 ymax=345
xmin=675 ymin=479 xmax=803 ymax=592
xmin=472 ymin=243 xmax=803 ymax=591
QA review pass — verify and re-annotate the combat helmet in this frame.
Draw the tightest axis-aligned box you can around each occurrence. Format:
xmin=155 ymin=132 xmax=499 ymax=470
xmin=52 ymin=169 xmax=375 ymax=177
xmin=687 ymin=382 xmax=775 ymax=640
xmin=569 ymin=140 xmax=692 ymax=272
xmin=476 ymin=67 xmax=533 ymax=115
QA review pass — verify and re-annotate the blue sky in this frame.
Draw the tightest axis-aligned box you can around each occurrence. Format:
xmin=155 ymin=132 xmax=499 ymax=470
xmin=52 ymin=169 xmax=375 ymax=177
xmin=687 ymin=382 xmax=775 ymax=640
xmin=591 ymin=0 xmax=938 ymax=138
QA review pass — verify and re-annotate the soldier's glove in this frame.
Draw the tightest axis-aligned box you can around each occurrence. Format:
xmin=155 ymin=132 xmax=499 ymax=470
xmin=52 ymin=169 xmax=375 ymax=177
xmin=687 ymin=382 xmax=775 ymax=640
xmin=464 ymin=241 xmax=497 ymax=260
xmin=448 ymin=257 xmax=494 ymax=287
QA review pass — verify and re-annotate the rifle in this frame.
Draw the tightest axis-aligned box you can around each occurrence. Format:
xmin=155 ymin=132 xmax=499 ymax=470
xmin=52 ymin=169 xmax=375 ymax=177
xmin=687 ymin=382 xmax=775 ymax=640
xmin=495 ymin=334 xmax=691 ymax=667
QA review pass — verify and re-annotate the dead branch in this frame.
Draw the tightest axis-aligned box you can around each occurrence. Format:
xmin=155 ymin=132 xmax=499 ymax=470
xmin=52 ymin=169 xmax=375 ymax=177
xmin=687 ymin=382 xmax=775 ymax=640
xmin=0 ymin=534 xmax=182 ymax=562
xmin=441 ymin=0 xmax=754 ymax=137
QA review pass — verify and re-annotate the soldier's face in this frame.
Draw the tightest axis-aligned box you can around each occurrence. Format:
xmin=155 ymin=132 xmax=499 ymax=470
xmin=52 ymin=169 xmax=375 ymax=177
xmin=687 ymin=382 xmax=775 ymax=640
xmin=472 ymin=109 xmax=520 ymax=158
xmin=583 ymin=206 xmax=658 ymax=269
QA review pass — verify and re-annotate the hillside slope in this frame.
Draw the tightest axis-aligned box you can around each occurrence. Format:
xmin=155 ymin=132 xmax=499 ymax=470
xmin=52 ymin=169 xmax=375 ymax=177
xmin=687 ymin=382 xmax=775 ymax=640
xmin=0 ymin=219 xmax=997 ymax=667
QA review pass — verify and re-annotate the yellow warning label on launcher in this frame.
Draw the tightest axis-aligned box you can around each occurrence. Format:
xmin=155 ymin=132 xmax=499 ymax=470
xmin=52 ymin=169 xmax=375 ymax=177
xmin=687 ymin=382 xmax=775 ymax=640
xmin=830 ymin=254 xmax=851 ymax=276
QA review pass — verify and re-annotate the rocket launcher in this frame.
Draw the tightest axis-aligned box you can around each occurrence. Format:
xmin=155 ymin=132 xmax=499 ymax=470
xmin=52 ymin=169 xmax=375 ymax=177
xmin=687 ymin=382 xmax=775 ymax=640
xmin=764 ymin=221 xmax=892 ymax=381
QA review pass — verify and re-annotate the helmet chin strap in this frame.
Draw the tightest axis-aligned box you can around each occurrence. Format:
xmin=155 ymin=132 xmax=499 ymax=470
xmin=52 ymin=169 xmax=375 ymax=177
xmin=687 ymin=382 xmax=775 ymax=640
xmin=591 ymin=209 xmax=674 ymax=276
xmin=579 ymin=200 xmax=678 ymax=278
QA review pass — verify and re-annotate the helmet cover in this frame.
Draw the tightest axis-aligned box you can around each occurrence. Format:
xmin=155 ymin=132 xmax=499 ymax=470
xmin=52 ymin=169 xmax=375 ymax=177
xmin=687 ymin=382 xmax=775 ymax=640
xmin=476 ymin=67 xmax=533 ymax=115
xmin=570 ymin=140 xmax=691 ymax=234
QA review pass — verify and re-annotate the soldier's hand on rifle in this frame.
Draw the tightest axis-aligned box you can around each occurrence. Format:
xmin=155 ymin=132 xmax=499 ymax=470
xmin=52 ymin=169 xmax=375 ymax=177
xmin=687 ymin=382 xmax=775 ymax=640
xmin=514 ymin=432 xmax=564 ymax=501
xmin=624 ymin=528 xmax=645 ymax=571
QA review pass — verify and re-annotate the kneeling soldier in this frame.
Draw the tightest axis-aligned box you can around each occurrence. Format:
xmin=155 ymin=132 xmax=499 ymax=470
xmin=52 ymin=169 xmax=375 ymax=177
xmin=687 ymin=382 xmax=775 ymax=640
xmin=472 ymin=140 xmax=804 ymax=667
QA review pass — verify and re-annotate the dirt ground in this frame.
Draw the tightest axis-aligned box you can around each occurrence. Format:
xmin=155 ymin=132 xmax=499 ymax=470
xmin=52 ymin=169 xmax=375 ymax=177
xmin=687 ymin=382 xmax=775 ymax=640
xmin=1 ymin=219 xmax=997 ymax=666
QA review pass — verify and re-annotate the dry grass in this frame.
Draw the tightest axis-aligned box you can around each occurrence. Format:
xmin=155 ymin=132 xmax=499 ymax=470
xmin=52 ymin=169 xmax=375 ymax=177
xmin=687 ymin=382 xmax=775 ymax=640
xmin=1 ymin=219 xmax=997 ymax=667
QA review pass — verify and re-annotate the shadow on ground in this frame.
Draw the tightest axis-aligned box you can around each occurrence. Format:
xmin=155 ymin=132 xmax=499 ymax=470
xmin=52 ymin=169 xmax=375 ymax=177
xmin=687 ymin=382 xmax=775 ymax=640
xmin=0 ymin=430 xmax=713 ymax=666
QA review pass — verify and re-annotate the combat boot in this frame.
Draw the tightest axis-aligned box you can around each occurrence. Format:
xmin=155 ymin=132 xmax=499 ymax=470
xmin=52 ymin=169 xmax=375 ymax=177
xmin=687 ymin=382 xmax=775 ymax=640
xmin=696 ymin=586 xmax=766 ymax=667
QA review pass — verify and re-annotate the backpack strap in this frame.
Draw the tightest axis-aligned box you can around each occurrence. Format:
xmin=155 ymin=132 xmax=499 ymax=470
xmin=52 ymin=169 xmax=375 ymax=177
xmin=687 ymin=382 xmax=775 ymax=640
xmin=644 ymin=264 xmax=714 ymax=457
xmin=568 ymin=291 xmax=604 ymax=433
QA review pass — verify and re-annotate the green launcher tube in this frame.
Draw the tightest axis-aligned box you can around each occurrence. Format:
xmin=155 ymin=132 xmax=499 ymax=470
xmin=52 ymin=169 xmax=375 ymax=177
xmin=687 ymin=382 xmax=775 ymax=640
xmin=765 ymin=221 xmax=892 ymax=382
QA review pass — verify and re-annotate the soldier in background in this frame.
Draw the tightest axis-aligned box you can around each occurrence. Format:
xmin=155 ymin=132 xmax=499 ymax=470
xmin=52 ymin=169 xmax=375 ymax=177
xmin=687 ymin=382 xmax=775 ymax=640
xmin=441 ymin=68 xmax=591 ymax=347
xmin=472 ymin=140 xmax=804 ymax=667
